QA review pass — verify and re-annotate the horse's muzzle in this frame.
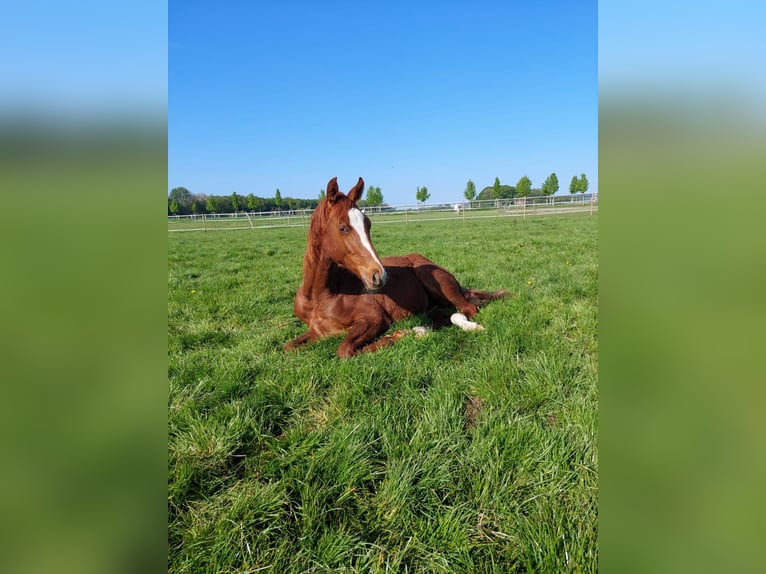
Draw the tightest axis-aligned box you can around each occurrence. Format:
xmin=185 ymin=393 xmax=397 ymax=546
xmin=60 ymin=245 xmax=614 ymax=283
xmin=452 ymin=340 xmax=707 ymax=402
xmin=369 ymin=268 xmax=388 ymax=291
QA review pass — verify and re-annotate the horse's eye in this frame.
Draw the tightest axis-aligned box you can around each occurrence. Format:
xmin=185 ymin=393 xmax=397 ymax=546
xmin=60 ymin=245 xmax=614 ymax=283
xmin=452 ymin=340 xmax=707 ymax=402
xmin=339 ymin=224 xmax=348 ymax=233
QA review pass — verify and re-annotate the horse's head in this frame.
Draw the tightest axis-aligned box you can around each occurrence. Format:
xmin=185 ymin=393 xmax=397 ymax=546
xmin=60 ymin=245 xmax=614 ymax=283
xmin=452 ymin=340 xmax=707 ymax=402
xmin=312 ymin=176 xmax=387 ymax=291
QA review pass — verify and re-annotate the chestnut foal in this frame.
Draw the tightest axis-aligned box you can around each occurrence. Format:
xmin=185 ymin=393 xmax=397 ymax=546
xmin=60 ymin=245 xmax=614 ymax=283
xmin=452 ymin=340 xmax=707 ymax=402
xmin=285 ymin=177 xmax=507 ymax=358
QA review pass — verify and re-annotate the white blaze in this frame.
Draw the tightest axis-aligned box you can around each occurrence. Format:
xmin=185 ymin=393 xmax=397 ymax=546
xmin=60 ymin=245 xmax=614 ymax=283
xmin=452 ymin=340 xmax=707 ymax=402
xmin=348 ymin=208 xmax=384 ymax=270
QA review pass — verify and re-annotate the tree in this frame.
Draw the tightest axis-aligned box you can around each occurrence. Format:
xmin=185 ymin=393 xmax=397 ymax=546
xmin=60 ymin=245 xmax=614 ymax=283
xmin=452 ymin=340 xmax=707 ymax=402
xmin=248 ymin=195 xmax=265 ymax=212
xmin=169 ymin=198 xmax=179 ymax=215
xmin=217 ymin=196 xmax=233 ymax=213
xmin=464 ymin=179 xmax=476 ymax=202
xmin=516 ymin=175 xmax=532 ymax=198
xmin=542 ymin=172 xmax=559 ymax=196
xmin=578 ymin=173 xmax=589 ymax=194
xmin=318 ymin=189 xmax=326 ymax=201
xmin=569 ymin=175 xmax=579 ymax=194
xmin=169 ymin=186 xmax=191 ymax=209
xmin=492 ymin=177 xmax=502 ymax=199
xmin=416 ymin=186 xmax=430 ymax=203
xmin=477 ymin=184 xmax=515 ymax=200
xmin=285 ymin=197 xmax=299 ymax=211
xmin=366 ymin=185 xmax=384 ymax=207
xmin=230 ymin=192 xmax=240 ymax=212
xmin=189 ymin=194 xmax=206 ymax=214
xmin=274 ymin=189 xmax=282 ymax=210
xmin=205 ymin=196 xmax=217 ymax=213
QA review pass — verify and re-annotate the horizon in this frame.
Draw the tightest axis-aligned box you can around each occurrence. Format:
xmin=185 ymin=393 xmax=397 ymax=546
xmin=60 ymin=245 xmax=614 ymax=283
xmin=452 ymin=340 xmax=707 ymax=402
xmin=170 ymin=178 xmax=591 ymax=205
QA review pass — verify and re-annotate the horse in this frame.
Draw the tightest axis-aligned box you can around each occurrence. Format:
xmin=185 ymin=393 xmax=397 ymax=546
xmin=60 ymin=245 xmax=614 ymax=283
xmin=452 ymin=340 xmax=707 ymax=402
xmin=284 ymin=177 xmax=508 ymax=358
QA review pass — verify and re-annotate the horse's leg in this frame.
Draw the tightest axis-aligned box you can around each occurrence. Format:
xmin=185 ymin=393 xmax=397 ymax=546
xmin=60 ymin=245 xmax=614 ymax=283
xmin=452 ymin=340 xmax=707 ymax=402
xmin=336 ymin=315 xmax=393 ymax=358
xmin=427 ymin=312 xmax=453 ymax=331
xmin=357 ymin=328 xmax=413 ymax=354
xmin=284 ymin=330 xmax=320 ymax=351
xmin=410 ymin=256 xmax=479 ymax=318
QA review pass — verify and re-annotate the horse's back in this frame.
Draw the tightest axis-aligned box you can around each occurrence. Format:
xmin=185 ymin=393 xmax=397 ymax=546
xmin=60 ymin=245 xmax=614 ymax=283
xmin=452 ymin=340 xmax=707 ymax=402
xmin=381 ymin=253 xmax=436 ymax=268
xmin=381 ymin=254 xmax=415 ymax=268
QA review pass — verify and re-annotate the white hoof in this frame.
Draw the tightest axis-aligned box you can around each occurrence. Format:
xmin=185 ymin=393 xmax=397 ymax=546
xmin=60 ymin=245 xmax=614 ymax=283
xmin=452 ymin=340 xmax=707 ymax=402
xmin=450 ymin=313 xmax=485 ymax=332
xmin=412 ymin=326 xmax=429 ymax=338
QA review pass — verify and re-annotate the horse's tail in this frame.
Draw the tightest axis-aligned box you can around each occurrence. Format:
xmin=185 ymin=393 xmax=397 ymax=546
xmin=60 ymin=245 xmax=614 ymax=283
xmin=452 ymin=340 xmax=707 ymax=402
xmin=462 ymin=288 xmax=512 ymax=307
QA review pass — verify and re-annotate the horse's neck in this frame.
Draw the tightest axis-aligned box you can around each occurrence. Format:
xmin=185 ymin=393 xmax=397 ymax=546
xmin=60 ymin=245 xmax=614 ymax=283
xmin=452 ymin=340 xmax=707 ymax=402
xmin=299 ymin=244 xmax=334 ymax=300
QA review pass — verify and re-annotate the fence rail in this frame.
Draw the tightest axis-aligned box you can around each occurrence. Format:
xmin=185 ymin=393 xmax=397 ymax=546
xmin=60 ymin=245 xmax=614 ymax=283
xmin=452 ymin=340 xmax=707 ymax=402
xmin=168 ymin=193 xmax=597 ymax=232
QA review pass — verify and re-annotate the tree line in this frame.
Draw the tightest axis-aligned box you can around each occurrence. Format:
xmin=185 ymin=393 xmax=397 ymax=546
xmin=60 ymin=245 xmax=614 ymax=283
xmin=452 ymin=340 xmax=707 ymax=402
xmin=168 ymin=187 xmax=318 ymax=216
xmin=169 ymin=173 xmax=590 ymax=215
xmin=168 ymin=184 xmax=391 ymax=216
xmin=461 ymin=173 xmax=590 ymax=202
xmin=414 ymin=172 xmax=589 ymax=204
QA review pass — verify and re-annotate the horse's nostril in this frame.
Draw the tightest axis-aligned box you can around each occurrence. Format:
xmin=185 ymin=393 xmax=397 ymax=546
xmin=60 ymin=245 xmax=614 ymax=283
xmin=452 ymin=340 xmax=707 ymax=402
xmin=369 ymin=268 xmax=386 ymax=290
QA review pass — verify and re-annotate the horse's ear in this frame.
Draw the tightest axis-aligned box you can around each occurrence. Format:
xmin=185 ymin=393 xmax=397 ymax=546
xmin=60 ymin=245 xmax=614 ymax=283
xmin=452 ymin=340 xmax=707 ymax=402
xmin=347 ymin=177 xmax=364 ymax=203
xmin=326 ymin=177 xmax=340 ymax=203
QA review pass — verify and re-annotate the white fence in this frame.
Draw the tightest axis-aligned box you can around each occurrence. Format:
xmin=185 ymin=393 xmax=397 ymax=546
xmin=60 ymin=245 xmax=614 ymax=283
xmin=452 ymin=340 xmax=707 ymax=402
xmin=168 ymin=193 xmax=597 ymax=232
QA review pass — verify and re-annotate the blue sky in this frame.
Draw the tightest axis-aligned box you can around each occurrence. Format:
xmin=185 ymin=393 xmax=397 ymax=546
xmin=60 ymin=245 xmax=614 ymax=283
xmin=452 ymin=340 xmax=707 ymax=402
xmin=1 ymin=1 xmax=166 ymax=114
xmin=599 ymin=1 xmax=765 ymax=92
xmin=170 ymin=1 xmax=597 ymax=205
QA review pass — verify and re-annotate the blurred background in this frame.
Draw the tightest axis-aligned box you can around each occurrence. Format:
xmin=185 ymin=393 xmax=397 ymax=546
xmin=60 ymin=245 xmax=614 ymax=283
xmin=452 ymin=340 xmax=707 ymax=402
xmin=0 ymin=2 xmax=166 ymax=573
xmin=600 ymin=1 xmax=766 ymax=572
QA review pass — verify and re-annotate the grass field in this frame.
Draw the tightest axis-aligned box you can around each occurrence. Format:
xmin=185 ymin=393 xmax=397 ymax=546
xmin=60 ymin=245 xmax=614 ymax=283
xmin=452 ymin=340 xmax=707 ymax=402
xmin=168 ymin=213 xmax=598 ymax=572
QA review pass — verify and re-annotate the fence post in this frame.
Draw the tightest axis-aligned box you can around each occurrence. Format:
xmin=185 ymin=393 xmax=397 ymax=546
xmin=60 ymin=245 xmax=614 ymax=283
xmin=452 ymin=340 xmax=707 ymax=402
xmin=202 ymin=212 xmax=207 ymax=231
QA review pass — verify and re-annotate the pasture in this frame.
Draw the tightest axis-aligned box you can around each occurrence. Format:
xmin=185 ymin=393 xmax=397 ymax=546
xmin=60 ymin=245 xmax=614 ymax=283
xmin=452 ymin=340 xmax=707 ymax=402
xmin=168 ymin=213 xmax=598 ymax=572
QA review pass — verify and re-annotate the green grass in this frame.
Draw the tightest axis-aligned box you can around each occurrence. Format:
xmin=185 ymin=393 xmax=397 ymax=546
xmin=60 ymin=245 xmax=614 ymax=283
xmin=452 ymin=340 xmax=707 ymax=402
xmin=168 ymin=213 xmax=598 ymax=572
